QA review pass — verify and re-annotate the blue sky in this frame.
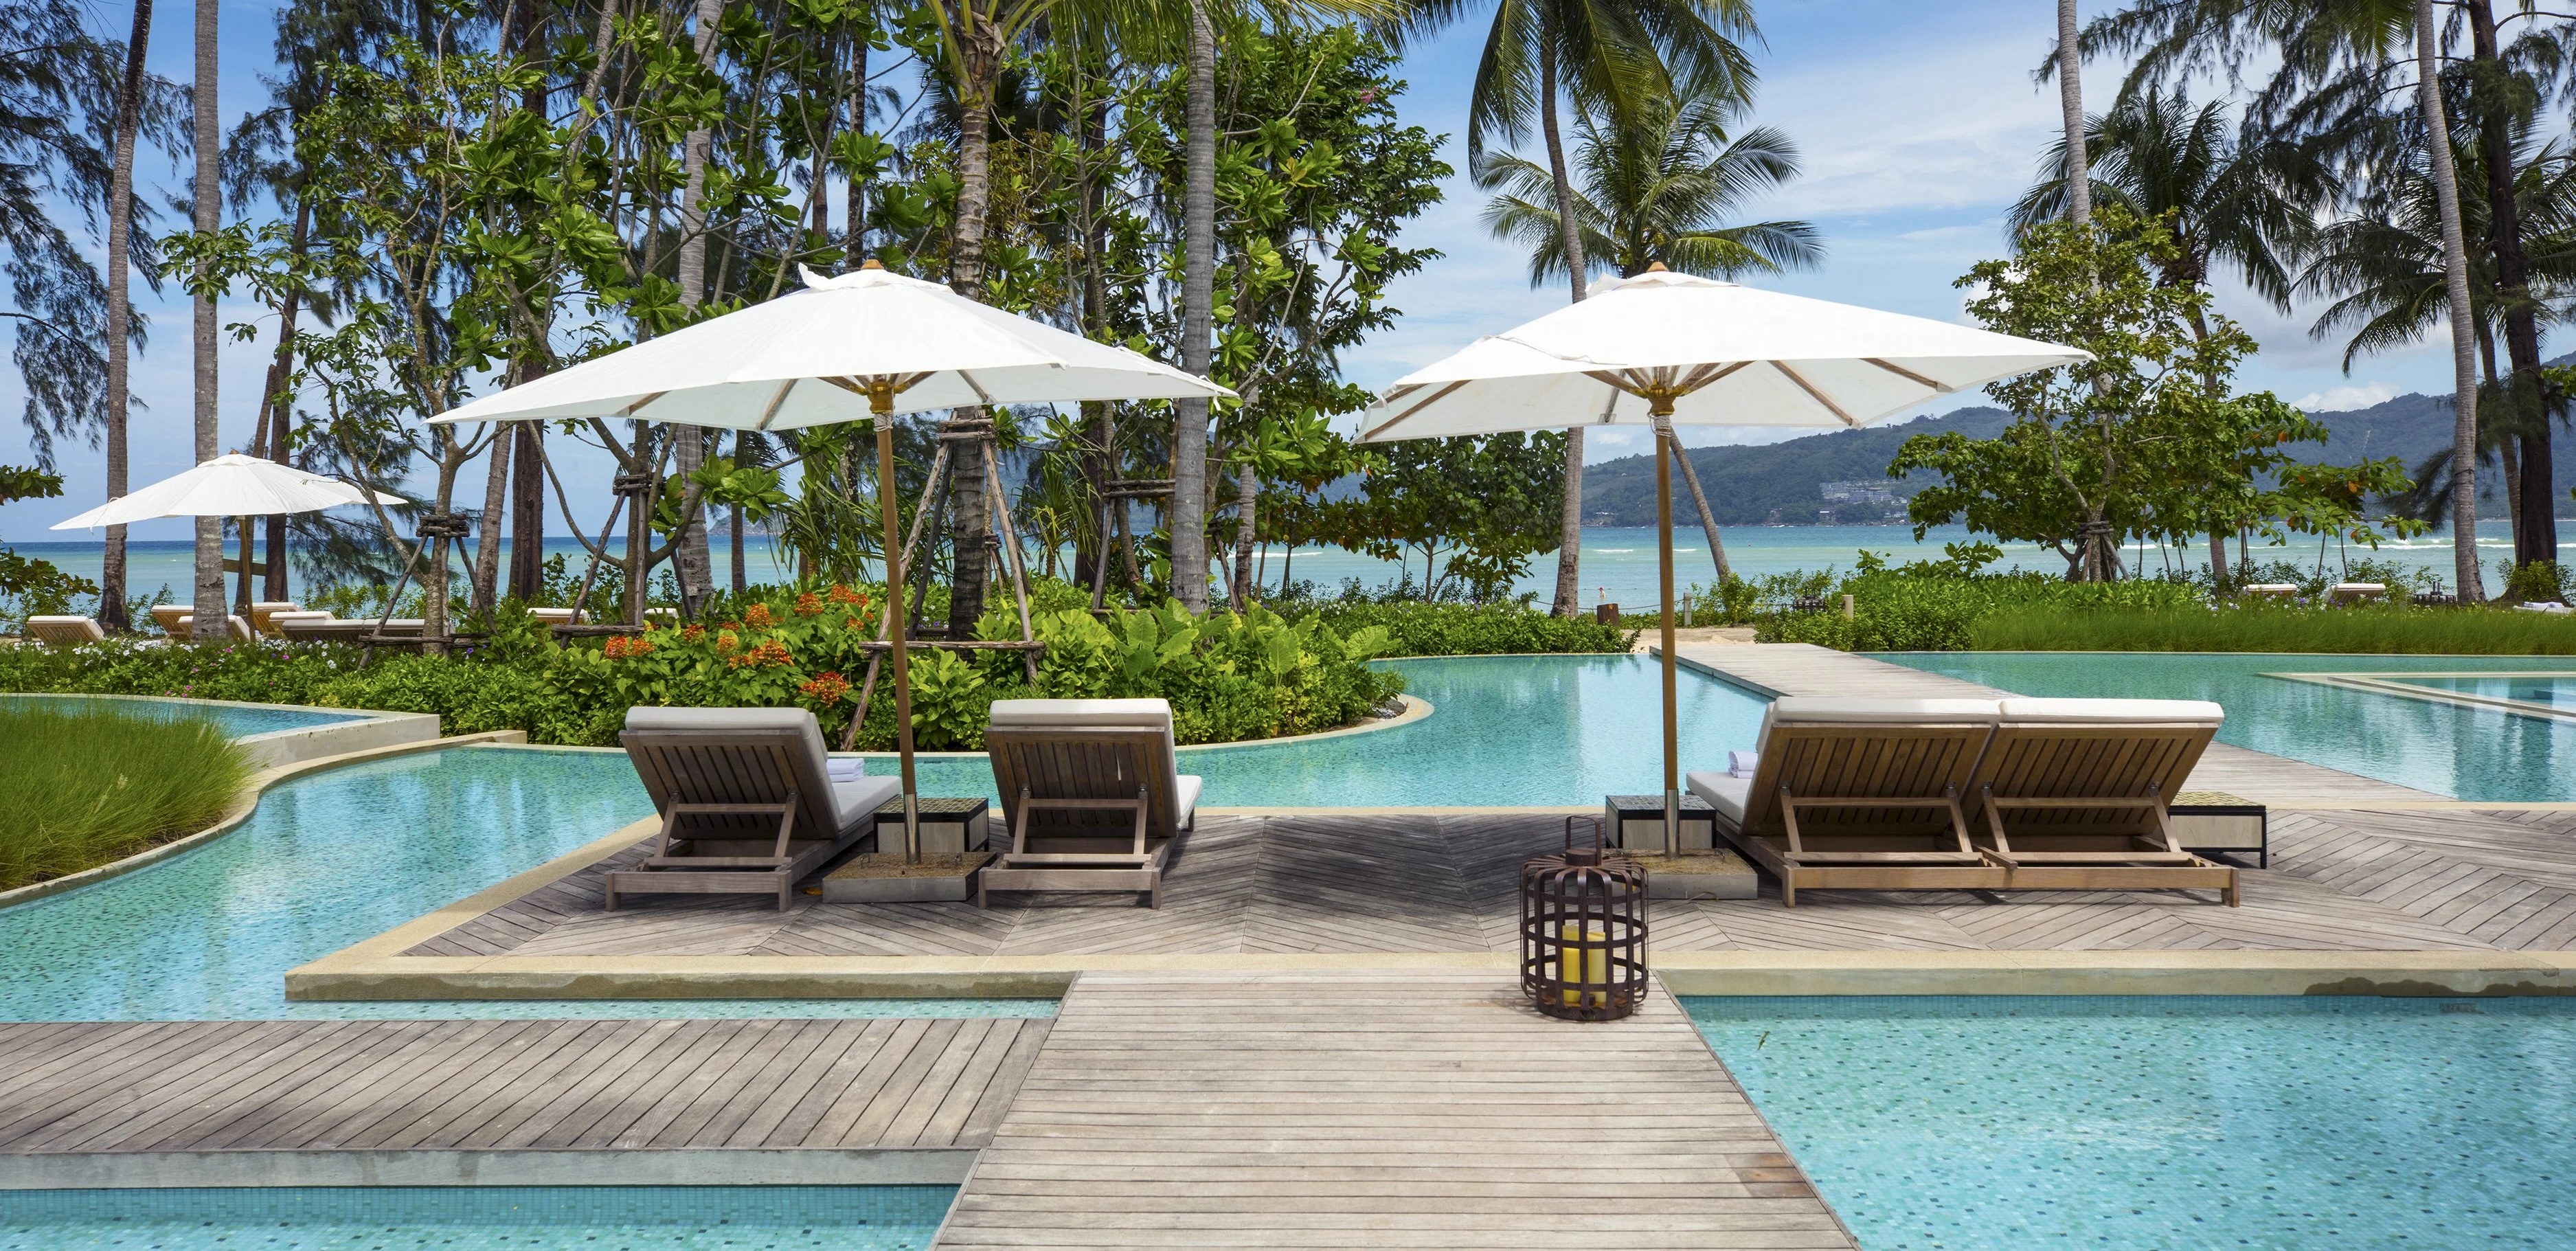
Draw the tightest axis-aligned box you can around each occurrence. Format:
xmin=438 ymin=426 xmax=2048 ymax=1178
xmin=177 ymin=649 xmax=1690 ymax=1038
xmin=5 ymin=0 xmax=2461 ymax=538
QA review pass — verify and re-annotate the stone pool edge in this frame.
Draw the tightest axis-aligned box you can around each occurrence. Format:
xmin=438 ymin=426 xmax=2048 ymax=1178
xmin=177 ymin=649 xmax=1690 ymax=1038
xmin=0 ymin=1147 xmax=973 ymax=1190
xmin=0 ymin=728 xmax=528 ymax=912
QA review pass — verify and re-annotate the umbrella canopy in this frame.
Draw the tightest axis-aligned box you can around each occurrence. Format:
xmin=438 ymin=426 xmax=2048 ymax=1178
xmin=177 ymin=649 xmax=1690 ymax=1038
xmin=431 ymin=263 xmax=1228 ymax=429
xmin=1358 ymin=268 xmax=2086 ymax=852
xmin=427 ymin=260 xmax=1234 ymax=861
xmin=1360 ymin=268 xmax=2084 ymax=441
xmin=51 ymin=453 xmax=403 ymax=530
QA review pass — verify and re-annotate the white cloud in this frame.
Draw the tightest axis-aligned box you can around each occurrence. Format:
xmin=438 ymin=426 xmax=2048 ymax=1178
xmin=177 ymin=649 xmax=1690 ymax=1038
xmin=2294 ymin=381 xmax=2400 ymax=412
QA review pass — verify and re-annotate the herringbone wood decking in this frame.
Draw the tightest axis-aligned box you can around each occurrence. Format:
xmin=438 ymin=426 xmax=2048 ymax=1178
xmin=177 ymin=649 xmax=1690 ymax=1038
xmin=402 ymin=806 xmax=2576 ymax=958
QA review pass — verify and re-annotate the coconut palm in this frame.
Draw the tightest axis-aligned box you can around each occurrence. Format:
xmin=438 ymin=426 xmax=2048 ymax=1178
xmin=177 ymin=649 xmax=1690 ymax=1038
xmin=1476 ymin=89 xmax=1818 ymax=284
xmin=1408 ymin=0 xmax=1759 ymax=617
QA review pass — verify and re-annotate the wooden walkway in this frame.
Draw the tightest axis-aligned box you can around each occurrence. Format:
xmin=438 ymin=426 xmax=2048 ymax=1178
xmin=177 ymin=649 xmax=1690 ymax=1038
xmin=0 ymin=1016 xmax=1046 ymax=1184
xmin=1672 ymin=642 xmax=2445 ymax=807
xmin=934 ymin=970 xmax=1855 ymax=1250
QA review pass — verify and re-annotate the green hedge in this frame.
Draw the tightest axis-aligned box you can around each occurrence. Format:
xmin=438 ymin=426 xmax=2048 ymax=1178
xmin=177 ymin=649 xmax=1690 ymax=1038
xmin=1302 ymin=601 xmax=1635 ymax=656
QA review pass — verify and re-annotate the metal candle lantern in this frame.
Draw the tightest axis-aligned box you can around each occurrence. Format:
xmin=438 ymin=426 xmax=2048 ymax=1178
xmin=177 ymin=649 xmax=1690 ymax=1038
xmin=1519 ymin=816 xmax=1648 ymax=1022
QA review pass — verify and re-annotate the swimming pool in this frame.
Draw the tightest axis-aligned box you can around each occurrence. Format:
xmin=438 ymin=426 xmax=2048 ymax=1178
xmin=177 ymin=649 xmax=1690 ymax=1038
xmin=1692 ymin=995 xmax=2576 ymax=1251
xmin=0 ymin=1184 xmax=953 ymax=1251
xmin=1880 ymin=652 xmax=2576 ymax=802
xmin=903 ymin=653 xmax=1770 ymax=807
xmin=0 ymin=745 xmax=1048 ymax=1021
xmin=0 ymin=692 xmax=366 ymax=738
xmin=2378 ymin=673 xmax=2576 ymax=712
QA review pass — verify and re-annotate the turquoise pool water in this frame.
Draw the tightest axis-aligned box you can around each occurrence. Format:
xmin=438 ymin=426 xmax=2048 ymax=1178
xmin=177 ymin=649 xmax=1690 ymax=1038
xmin=1691 ymin=996 xmax=2576 ymax=1251
xmin=902 ymin=654 xmax=1770 ymax=807
xmin=0 ymin=745 xmax=1048 ymax=1021
xmin=1880 ymin=652 xmax=2576 ymax=802
xmin=2386 ymin=673 xmax=2576 ymax=712
xmin=0 ymin=1185 xmax=952 ymax=1250
xmin=0 ymin=692 xmax=365 ymax=738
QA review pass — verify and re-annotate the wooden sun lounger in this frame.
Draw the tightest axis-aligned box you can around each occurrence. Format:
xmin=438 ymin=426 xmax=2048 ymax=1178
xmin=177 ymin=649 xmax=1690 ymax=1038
xmin=979 ymin=698 xmax=1203 ymax=910
xmin=21 ymin=616 xmax=106 ymax=646
xmin=1973 ymin=698 xmax=2239 ymax=905
xmin=613 ymin=706 xmax=897 ymax=910
xmin=1687 ymin=697 xmax=2002 ymax=907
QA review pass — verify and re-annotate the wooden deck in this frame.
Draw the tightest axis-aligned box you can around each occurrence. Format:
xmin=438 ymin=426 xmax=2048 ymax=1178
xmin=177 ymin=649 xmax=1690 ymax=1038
xmin=0 ymin=1016 xmax=1047 ymax=1186
xmin=1671 ymin=642 xmax=2446 ymax=807
xmin=934 ymin=969 xmax=1855 ymax=1250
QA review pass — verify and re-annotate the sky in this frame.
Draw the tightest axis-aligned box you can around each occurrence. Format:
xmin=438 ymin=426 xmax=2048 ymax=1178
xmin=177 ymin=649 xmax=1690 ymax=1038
xmin=3 ymin=0 xmax=2465 ymax=541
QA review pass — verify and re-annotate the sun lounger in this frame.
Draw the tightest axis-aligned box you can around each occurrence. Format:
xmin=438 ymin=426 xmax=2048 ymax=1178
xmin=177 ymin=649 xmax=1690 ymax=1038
xmin=2325 ymin=583 xmax=2387 ymax=607
xmin=529 ymin=607 xmax=581 ymax=625
xmin=2239 ymin=583 xmax=2300 ymax=602
xmin=150 ymin=605 xmax=190 ymax=633
xmin=171 ymin=613 xmax=258 ymax=642
xmin=276 ymin=616 xmax=425 ymax=641
xmin=249 ymin=601 xmax=303 ymax=636
xmin=611 ymin=706 xmax=898 ymax=910
xmin=978 ymin=697 xmax=1204 ymax=909
xmin=2514 ymin=601 xmax=2571 ymax=615
xmin=1972 ymin=697 xmax=2238 ymax=905
xmin=1686 ymin=697 xmax=2002 ymax=907
xmin=21 ymin=616 xmax=106 ymax=646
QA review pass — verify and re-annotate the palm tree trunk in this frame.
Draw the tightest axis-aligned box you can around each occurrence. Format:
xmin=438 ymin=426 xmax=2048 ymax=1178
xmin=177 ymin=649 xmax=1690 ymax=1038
xmin=1171 ymin=0 xmax=1218 ymax=614
xmin=670 ymin=0 xmax=725 ymax=613
xmin=1231 ymin=466 xmax=1257 ymax=611
xmin=2477 ymin=317 xmax=2516 ymax=561
xmin=2420 ymin=0 xmax=2484 ymax=598
xmin=100 ymin=0 xmax=151 ymax=631
xmin=2462 ymin=0 xmax=2554 ymax=574
xmin=190 ymin=0 xmax=223 ymax=641
xmin=471 ymin=417 xmax=511 ymax=611
xmin=845 ymin=29 xmax=868 ymax=262
xmin=508 ymin=423 xmax=545 ymax=599
xmin=2055 ymin=0 xmax=2090 ymax=226
xmin=1667 ymin=440 xmax=1729 ymax=581
xmin=260 ymin=199 xmax=310 ymax=605
xmin=942 ymin=16 xmax=1001 ymax=635
xmin=1539 ymin=38 xmax=1587 ymax=618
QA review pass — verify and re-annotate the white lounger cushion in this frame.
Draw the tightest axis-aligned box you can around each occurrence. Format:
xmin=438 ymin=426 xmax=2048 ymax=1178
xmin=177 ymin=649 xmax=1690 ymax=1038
xmin=23 ymin=616 xmax=105 ymax=643
xmin=1996 ymin=697 xmax=2222 ymax=724
xmin=1686 ymin=771 xmax=1752 ymax=824
xmin=1765 ymin=697 xmax=2004 ymax=723
xmin=624 ymin=706 xmax=890 ymax=831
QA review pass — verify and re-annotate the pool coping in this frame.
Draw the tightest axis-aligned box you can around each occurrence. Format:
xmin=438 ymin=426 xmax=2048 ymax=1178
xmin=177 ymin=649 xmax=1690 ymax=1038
xmin=3 ymin=691 xmax=444 ymax=766
xmin=0 ymin=729 xmax=530 ymax=912
xmin=289 ymin=807 xmax=2576 ymax=1001
xmin=2270 ymin=670 xmax=2576 ymax=724
xmin=0 ymin=1147 xmax=975 ymax=1189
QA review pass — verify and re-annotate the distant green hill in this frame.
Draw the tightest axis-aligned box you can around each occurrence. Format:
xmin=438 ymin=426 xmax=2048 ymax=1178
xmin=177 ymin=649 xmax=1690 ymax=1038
xmin=1578 ymin=391 xmax=2576 ymax=527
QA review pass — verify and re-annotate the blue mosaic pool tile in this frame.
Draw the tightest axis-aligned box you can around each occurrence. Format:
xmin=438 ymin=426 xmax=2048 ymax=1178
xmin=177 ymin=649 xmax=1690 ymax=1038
xmin=0 ymin=1185 xmax=952 ymax=1250
xmin=1689 ymin=995 xmax=2576 ymax=1250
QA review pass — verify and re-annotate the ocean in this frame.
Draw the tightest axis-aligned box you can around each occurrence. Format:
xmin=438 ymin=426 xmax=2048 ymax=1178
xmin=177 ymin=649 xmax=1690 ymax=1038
xmin=13 ymin=523 xmax=2568 ymax=612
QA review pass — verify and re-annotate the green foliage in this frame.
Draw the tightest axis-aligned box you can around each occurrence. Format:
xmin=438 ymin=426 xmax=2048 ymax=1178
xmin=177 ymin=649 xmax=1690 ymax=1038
xmin=1322 ymin=433 xmax=1568 ymax=602
xmin=0 ymin=704 xmax=253 ymax=890
xmin=2504 ymin=561 xmax=2571 ymax=605
xmin=1293 ymin=598 xmax=1634 ymax=657
xmin=1 ymin=463 xmax=94 ymax=629
xmin=1758 ymin=565 xmax=2205 ymax=651
xmin=1967 ymin=603 xmax=2576 ymax=654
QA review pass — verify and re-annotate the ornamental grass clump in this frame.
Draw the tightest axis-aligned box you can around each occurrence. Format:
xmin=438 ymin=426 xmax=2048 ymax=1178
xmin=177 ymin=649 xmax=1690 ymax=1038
xmin=0 ymin=704 xmax=251 ymax=890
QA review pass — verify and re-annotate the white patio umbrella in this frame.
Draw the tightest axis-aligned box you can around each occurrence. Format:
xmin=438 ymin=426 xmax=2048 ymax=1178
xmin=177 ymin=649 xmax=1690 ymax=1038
xmin=52 ymin=452 xmax=407 ymax=623
xmin=428 ymin=261 xmax=1234 ymax=855
xmin=1359 ymin=267 xmax=2087 ymax=851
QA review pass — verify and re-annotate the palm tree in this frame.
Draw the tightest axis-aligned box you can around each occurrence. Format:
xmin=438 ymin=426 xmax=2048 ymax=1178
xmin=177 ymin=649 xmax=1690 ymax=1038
xmin=1477 ymin=87 xmax=1816 ymax=586
xmin=2055 ymin=0 xmax=2090 ymax=226
xmin=101 ymin=0 xmax=152 ymax=631
xmin=1476 ymin=90 xmax=1818 ymax=284
xmin=2009 ymin=89 xmax=2334 ymax=583
xmin=1410 ymin=0 xmax=1757 ymax=617
xmin=190 ymin=0 xmax=222 ymax=640
xmin=2298 ymin=128 xmax=2576 ymax=559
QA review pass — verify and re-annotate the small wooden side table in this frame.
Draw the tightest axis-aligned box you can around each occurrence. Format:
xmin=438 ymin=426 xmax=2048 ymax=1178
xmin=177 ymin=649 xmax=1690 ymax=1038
xmin=2170 ymin=791 xmax=2268 ymax=868
xmin=874 ymin=796 xmax=991 ymax=856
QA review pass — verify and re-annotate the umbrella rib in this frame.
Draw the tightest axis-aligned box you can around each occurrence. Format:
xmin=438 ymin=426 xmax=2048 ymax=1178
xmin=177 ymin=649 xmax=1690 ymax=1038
xmin=622 ymin=391 xmax=670 ymax=417
xmin=1770 ymin=361 xmax=1860 ymax=427
xmin=956 ymin=370 xmax=995 ymax=407
xmin=1863 ymin=357 xmax=1952 ymax=392
xmin=752 ymin=379 xmax=797 ymax=431
xmin=1359 ymin=379 xmax=1471 ymax=441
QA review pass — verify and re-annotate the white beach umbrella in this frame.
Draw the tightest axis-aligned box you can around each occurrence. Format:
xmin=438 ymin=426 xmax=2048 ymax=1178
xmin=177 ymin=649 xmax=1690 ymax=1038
xmin=1359 ymin=267 xmax=2087 ymax=851
xmin=428 ymin=261 xmax=1235 ymax=857
xmin=49 ymin=453 xmax=401 ymax=530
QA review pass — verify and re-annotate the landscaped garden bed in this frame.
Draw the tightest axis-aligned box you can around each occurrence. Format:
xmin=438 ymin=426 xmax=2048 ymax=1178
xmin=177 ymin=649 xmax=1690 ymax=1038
xmin=0 ymin=702 xmax=251 ymax=890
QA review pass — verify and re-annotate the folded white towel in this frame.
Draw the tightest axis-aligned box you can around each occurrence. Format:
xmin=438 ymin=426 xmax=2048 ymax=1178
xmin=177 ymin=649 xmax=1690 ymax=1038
xmin=1728 ymin=750 xmax=1759 ymax=778
xmin=825 ymin=758 xmax=867 ymax=782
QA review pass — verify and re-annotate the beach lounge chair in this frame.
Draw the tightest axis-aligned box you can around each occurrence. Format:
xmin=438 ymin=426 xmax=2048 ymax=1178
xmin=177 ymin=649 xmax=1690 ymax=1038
xmin=611 ymin=706 xmax=897 ymax=910
xmin=21 ymin=616 xmax=106 ymax=646
xmin=150 ymin=605 xmax=190 ymax=633
xmin=2325 ymin=583 xmax=2387 ymax=607
xmin=1686 ymin=697 xmax=2002 ymax=907
xmin=978 ymin=698 xmax=1203 ymax=909
xmin=171 ymin=613 xmax=258 ymax=642
xmin=529 ymin=607 xmax=580 ymax=626
xmin=1971 ymin=698 xmax=2238 ymax=905
xmin=249 ymin=601 xmax=303 ymax=636
xmin=2239 ymin=583 xmax=2300 ymax=602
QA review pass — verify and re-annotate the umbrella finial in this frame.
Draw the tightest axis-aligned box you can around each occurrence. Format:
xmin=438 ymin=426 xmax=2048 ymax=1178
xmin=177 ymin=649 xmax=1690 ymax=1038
xmin=1645 ymin=262 xmax=1669 ymax=273
xmin=861 ymin=258 xmax=885 ymax=271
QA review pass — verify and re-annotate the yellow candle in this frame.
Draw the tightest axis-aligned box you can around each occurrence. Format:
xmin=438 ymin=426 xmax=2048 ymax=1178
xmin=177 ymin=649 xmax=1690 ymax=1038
xmin=1559 ymin=922 xmax=1606 ymax=1007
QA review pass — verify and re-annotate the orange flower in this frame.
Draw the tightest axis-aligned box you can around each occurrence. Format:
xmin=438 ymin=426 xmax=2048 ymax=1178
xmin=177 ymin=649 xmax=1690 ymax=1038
xmin=682 ymin=623 xmax=706 ymax=642
xmin=604 ymin=634 xmax=655 ymax=660
xmin=827 ymin=583 xmax=864 ymax=605
xmin=743 ymin=603 xmax=776 ymax=629
xmin=794 ymin=591 xmax=824 ymax=616
xmin=715 ymin=629 xmax=741 ymax=653
xmin=800 ymin=670 xmax=852 ymax=703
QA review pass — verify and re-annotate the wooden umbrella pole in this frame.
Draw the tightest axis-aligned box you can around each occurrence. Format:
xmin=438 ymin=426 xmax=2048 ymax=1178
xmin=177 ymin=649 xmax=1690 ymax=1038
xmin=870 ymin=379 xmax=922 ymax=863
xmin=841 ymin=440 xmax=951 ymax=751
xmin=1654 ymin=407 xmax=1680 ymax=857
xmin=982 ymin=440 xmax=1041 ymax=685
